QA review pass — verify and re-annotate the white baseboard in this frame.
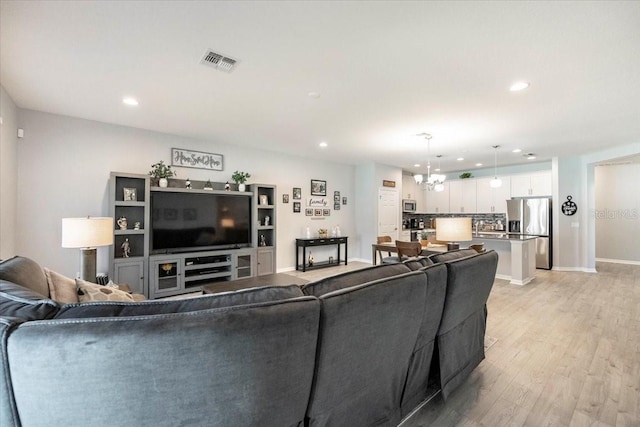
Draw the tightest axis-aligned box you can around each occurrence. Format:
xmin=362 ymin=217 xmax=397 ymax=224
xmin=277 ymin=258 xmax=371 ymax=274
xmin=552 ymin=266 xmax=598 ymax=273
xmin=494 ymin=273 xmax=511 ymax=282
xmin=596 ymin=258 xmax=640 ymax=266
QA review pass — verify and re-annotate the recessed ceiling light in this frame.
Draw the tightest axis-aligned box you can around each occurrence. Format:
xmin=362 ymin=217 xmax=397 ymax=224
xmin=122 ymin=97 xmax=139 ymax=106
xmin=527 ymin=155 xmax=536 ymax=160
xmin=457 ymin=157 xmax=464 ymax=161
xmin=475 ymin=163 xmax=483 ymax=167
xmin=308 ymin=92 xmax=320 ymax=98
xmin=512 ymin=148 xmax=522 ymax=153
xmin=510 ymin=82 xmax=530 ymax=92
xmin=414 ymin=163 xmax=420 ymax=168
xmin=319 ymin=142 xmax=328 ymax=148
xmin=435 ymin=168 xmax=440 ymax=172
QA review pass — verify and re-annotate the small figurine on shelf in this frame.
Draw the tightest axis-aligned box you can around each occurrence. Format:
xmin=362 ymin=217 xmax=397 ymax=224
xmin=133 ymin=222 xmax=141 ymax=230
xmin=121 ymin=238 xmax=131 ymax=258
xmin=225 ymin=181 xmax=231 ymax=191
xmin=117 ymin=217 xmax=127 ymax=230
xmin=204 ymin=180 xmax=213 ymax=191
xmin=185 ymin=178 xmax=192 ymax=189
xmin=264 ymin=215 xmax=270 ymax=226
xmin=308 ymin=252 xmax=314 ymax=267
xmin=260 ymin=234 xmax=267 ymax=246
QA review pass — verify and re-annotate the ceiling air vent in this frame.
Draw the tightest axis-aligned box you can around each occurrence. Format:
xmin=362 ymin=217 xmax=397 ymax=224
xmin=200 ymin=49 xmax=238 ymax=73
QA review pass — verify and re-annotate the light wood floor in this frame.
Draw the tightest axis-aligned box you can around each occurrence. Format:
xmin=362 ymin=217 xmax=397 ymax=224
xmin=403 ymin=262 xmax=640 ymax=427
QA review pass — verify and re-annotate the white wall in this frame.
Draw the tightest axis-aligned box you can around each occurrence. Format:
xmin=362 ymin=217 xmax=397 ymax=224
xmin=594 ymin=163 xmax=640 ymax=263
xmin=0 ymin=86 xmax=18 ymax=259
xmin=552 ymin=157 xmax=583 ymax=270
xmin=16 ymin=109 xmax=357 ymax=276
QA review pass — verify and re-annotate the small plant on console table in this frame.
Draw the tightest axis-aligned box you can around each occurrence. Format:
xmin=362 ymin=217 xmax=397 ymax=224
xmin=231 ymin=171 xmax=251 ymax=191
xmin=420 ymin=230 xmax=430 ymax=246
xmin=149 ymin=160 xmax=176 ymax=188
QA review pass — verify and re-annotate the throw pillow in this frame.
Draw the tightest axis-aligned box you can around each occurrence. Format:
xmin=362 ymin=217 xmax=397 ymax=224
xmin=0 ymin=279 xmax=60 ymax=320
xmin=0 ymin=256 xmax=49 ymax=298
xmin=44 ymin=268 xmax=79 ymax=304
xmin=76 ymin=279 xmax=135 ymax=302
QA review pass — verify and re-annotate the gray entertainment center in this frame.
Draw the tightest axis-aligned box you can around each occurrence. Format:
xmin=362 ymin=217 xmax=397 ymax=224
xmin=108 ymin=172 xmax=276 ymax=298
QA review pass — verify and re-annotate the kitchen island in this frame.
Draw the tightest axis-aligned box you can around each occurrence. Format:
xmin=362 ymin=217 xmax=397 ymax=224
xmin=470 ymin=232 xmax=537 ymax=285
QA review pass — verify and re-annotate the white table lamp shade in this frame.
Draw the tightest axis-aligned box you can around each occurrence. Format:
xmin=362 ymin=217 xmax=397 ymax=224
xmin=62 ymin=217 xmax=113 ymax=248
xmin=436 ymin=217 xmax=472 ymax=243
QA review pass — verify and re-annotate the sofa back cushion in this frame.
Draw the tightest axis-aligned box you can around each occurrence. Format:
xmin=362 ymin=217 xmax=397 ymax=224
xmin=436 ymin=250 xmax=499 ymax=398
xmin=55 ymin=284 xmax=304 ymax=319
xmin=7 ymin=297 xmax=320 ymax=427
xmin=428 ymin=248 xmax=478 ymax=264
xmin=0 ymin=256 xmax=49 ymax=298
xmin=301 ymin=263 xmax=411 ymax=297
xmin=400 ymin=262 xmax=447 ymax=416
xmin=306 ymin=271 xmax=427 ymax=426
xmin=403 ymin=256 xmax=434 ymax=271
xmin=0 ymin=280 xmax=59 ymax=320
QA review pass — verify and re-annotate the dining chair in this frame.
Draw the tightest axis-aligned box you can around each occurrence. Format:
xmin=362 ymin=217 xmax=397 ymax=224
xmin=377 ymin=236 xmax=402 ymax=264
xmin=396 ymin=240 xmax=423 ymax=259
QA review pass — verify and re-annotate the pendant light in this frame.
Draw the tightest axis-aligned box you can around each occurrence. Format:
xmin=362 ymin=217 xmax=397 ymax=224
xmin=433 ymin=155 xmax=445 ymax=192
xmin=415 ymin=133 xmax=446 ymax=191
xmin=489 ymin=145 xmax=502 ymax=188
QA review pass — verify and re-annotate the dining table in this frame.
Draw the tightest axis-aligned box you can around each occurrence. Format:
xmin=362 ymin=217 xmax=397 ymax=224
xmin=371 ymin=241 xmax=448 ymax=265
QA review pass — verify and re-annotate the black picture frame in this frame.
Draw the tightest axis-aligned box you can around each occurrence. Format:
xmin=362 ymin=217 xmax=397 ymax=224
xmin=310 ymin=179 xmax=327 ymax=196
xmin=333 ymin=191 xmax=340 ymax=202
xmin=323 ymin=209 xmax=330 ymax=216
xmin=283 ymin=194 xmax=289 ymax=203
xmin=292 ymin=187 xmax=301 ymax=200
xmin=342 ymin=197 xmax=347 ymax=205
xmin=305 ymin=208 xmax=313 ymax=216
xmin=334 ymin=202 xmax=340 ymax=210
xmin=293 ymin=201 xmax=301 ymax=213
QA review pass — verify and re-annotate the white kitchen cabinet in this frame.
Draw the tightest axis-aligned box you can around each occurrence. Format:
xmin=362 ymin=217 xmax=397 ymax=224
xmin=425 ymin=182 xmax=450 ymax=213
xmin=510 ymin=171 xmax=552 ymax=197
xmin=448 ymin=180 xmax=476 ymax=213
xmin=402 ymin=175 xmax=425 ymax=211
xmin=476 ymin=176 xmax=511 ymax=213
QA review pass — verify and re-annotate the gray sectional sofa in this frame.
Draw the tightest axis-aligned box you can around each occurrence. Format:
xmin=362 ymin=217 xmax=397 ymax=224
xmin=0 ymin=249 xmax=498 ymax=427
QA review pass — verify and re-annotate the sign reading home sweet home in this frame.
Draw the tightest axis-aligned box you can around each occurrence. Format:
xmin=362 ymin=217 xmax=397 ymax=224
xmin=171 ymin=148 xmax=224 ymax=171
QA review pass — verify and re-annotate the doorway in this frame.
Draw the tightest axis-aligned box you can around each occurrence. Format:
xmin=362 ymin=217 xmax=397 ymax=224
xmin=378 ymin=187 xmax=399 ymax=240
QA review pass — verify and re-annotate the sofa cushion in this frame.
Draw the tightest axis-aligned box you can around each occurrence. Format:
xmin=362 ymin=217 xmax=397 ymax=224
xmin=55 ymin=284 xmax=304 ymax=319
xmin=0 ymin=256 xmax=49 ymax=298
xmin=403 ymin=256 xmax=434 ymax=270
xmin=44 ymin=268 xmax=79 ymax=304
xmin=301 ymin=263 xmax=411 ymax=297
xmin=428 ymin=248 xmax=478 ymax=263
xmin=76 ymin=279 xmax=135 ymax=302
xmin=0 ymin=279 xmax=60 ymax=320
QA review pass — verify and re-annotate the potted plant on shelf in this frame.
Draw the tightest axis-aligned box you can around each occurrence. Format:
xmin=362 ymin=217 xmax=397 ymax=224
xmin=231 ymin=171 xmax=251 ymax=192
xmin=149 ymin=160 xmax=175 ymax=188
xmin=420 ymin=230 xmax=430 ymax=247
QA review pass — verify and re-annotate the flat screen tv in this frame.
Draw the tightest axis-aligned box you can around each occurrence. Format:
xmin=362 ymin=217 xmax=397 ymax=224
xmin=150 ymin=191 xmax=252 ymax=254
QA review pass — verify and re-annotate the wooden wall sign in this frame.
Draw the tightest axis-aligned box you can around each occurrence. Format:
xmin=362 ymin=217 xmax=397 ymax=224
xmin=382 ymin=180 xmax=396 ymax=188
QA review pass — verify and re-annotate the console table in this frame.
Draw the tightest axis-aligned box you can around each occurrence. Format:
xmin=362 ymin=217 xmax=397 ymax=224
xmin=296 ymin=237 xmax=348 ymax=272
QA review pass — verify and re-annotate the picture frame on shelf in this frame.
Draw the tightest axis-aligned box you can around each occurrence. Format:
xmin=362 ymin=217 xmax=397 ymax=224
xmin=123 ymin=187 xmax=137 ymax=201
xmin=259 ymin=195 xmax=269 ymax=205
xmin=310 ymin=179 xmax=326 ymax=196
xmin=293 ymin=202 xmax=301 ymax=213
xmin=283 ymin=194 xmax=289 ymax=203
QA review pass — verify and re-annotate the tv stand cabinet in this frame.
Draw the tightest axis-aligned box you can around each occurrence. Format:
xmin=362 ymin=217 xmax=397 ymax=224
xmin=149 ymin=248 xmax=256 ymax=299
xmin=109 ymin=173 xmax=277 ymax=299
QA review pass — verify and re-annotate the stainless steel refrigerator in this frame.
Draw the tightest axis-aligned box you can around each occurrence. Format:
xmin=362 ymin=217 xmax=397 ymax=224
xmin=506 ymin=197 xmax=552 ymax=269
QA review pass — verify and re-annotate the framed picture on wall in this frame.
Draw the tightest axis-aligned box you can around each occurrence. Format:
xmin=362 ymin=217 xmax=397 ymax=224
xmin=323 ymin=209 xmax=330 ymax=216
xmin=310 ymin=179 xmax=326 ymax=196
xmin=305 ymin=208 xmax=313 ymax=216
xmin=293 ymin=187 xmax=302 ymax=199
xmin=293 ymin=202 xmax=301 ymax=213
xmin=283 ymin=194 xmax=289 ymax=203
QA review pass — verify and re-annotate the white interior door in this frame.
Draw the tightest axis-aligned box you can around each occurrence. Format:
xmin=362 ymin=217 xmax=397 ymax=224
xmin=378 ymin=188 xmax=399 ymax=240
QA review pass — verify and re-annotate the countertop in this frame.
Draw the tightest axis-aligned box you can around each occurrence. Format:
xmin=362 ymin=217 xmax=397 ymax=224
xmin=472 ymin=232 xmax=538 ymax=241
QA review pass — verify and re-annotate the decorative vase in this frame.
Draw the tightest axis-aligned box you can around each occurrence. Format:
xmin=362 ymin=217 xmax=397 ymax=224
xmin=159 ymin=178 xmax=168 ymax=188
xmin=238 ymin=183 xmax=246 ymax=192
